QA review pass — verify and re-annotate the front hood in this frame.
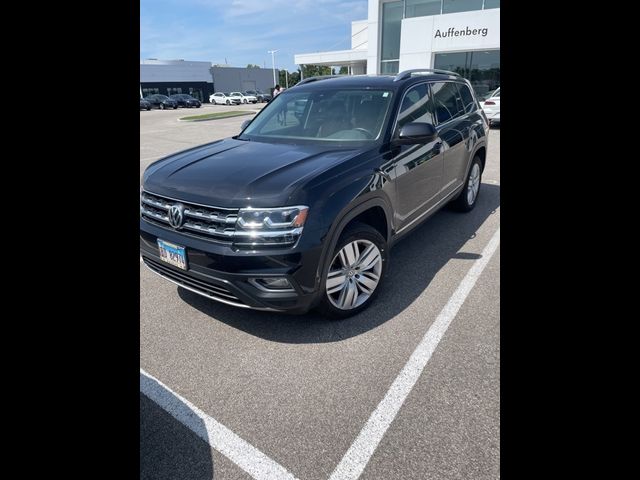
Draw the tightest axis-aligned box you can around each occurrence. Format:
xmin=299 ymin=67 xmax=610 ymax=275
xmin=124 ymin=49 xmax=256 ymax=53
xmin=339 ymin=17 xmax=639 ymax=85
xmin=143 ymin=138 xmax=359 ymax=208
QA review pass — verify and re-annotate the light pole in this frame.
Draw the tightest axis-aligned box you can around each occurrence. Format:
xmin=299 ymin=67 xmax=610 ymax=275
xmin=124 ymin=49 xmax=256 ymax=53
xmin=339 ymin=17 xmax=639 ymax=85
xmin=268 ymin=49 xmax=278 ymax=86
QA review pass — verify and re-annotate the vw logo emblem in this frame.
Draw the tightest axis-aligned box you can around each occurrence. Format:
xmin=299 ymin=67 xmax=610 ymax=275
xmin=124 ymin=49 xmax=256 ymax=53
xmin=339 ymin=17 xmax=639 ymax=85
xmin=168 ymin=203 xmax=185 ymax=229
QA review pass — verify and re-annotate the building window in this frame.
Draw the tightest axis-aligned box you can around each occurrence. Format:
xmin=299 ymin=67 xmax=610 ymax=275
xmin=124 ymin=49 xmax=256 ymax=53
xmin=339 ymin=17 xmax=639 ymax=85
xmin=380 ymin=0 xmax=403 ymax=74
xmin=483 ymin=0 xmax=500 ymax=9
xmin=380 ymin=61 xmax=400 ymax=74
xmin=142 ymin=88 xmax=159 ymax=96
xmin=167 ymin=87 xmax=182 ymax=95
xmin=434 ymin=50 xmax=500 ymax=97
xmin=442 ymin=0 xmax=483 ymax=14
xmin=405 ymin=0 xmax=442 ymax=18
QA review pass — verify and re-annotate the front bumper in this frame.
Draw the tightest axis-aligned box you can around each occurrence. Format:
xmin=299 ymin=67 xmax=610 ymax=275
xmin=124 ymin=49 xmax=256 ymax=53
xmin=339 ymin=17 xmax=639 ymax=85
xmin=140 ymin=218 xmax=325 ymax=313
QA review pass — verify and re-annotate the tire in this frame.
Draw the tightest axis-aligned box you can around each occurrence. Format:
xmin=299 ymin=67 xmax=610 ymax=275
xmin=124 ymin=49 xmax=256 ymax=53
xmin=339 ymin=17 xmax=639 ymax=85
xmin=450 ymin=155 xmax=482 ymax=212
xmin=146 ymin=106 xmax=150 ymax=111
xmin=173 ymin=105 xmax=177 ymax=109
xmin=316 ymin=222 xmax=388 ymax=319
xmin=243 ymin=99 xmax=247 ymax=104
xmin=226 ymin=100 xmax=230 ymax=105
xmin=159 ymin=103 xmax=165 ymax=110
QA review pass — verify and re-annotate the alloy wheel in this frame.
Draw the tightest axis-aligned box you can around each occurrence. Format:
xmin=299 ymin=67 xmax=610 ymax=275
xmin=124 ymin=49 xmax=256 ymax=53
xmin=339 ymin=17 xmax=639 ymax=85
xmin=467 ymin=163 xmax=480 ymax=205
xmin=326 ymin=239 xmax=382 ymax=310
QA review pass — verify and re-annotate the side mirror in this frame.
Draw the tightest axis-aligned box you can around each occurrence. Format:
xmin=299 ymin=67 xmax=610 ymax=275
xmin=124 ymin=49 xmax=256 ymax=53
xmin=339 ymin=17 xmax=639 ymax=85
xmin=394 ymin=122 xmax=438 ymax=145
xmin=241 ymin=119 xmax=251 ymax=130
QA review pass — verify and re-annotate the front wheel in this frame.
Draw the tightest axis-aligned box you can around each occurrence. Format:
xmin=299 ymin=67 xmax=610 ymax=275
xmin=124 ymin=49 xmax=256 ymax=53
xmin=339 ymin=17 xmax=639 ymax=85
xmin=450 ymin=156 xmax=482 ymax=212
xmin=316 ymin=222 xmax=388 ymax=319
xmin=159 ymin=103 xmax=165 ymax=110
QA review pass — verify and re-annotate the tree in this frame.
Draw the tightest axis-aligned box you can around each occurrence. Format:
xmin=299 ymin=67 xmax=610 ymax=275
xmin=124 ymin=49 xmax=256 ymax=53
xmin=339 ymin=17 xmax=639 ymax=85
xmin=339 ymin=66 xmax=349 ymax=75
xmin=300 ymin=64 xmax=332 ymax=79
xmin=246 ymin=64 xmax=261 ymax=68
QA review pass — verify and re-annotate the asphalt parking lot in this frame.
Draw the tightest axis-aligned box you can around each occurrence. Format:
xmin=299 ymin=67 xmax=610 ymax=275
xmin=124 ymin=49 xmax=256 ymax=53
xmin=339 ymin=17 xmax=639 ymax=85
xmin=140 ymin=104 xmax=500 ymax=480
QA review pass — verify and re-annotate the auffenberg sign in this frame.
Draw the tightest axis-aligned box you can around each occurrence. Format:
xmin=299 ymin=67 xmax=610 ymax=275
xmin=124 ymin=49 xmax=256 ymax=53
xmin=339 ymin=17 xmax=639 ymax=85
xmin=434 ymin=26 xmax=488 ymax=38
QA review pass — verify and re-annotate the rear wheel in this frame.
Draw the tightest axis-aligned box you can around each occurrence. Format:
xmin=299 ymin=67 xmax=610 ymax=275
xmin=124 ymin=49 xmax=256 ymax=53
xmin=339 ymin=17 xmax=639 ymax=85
xmin=450 ymin=156 xmax=482 ymax=212
xmin=226 ymin=100 xmax=230 ymax=105
xmin=317 ymin=222 xmax=387 ymax=319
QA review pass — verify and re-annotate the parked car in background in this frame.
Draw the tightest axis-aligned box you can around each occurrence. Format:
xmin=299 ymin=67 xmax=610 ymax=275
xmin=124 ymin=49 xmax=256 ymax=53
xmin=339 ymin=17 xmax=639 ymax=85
xmin=210 ymin=92 xmax=241 ymax=105
xmin=169 ymin=94 xmax=202 ymax=108
xmin=144 ymin=94 xmax=178 ymax=110
xmin=140 ymin=70 xmax=489 ymax=317
xmin=245 ymin=89 xmax=271 ymax=103
xmin=479 ymin=87 xmax=500 ymax=127
xmin=140 ymin=98 xmax=151 ymax=111
xmin=226 ymin=92 xmax=244 ymax=105
xmin=232 ymin=92 xmax=257 ymax=104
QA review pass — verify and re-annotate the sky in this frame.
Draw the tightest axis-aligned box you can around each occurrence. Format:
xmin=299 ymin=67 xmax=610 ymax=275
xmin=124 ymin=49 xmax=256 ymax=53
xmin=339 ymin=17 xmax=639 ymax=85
xmin=140 ymin=0 xmax=368 ymax=72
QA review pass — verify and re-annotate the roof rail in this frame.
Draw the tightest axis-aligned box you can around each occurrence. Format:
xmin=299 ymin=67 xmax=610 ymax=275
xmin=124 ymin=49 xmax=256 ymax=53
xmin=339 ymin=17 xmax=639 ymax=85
xmin=295 ymin=75 xmax=345 ymax=86
xmin=394 ymin=69 xmax=461 ymax=82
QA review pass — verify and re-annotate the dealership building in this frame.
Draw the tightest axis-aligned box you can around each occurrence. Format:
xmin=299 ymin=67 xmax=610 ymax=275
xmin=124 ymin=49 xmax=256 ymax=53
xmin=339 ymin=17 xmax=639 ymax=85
xmin=294 ymin=0 xmax=499 ymax=95
xmin=140 ymin=59 xmax=278 ymax=102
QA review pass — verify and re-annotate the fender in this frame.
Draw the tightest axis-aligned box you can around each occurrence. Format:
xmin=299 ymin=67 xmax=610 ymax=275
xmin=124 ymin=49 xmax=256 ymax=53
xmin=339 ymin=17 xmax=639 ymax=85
xmin=312 ymin=194 xmax=394 ymax=305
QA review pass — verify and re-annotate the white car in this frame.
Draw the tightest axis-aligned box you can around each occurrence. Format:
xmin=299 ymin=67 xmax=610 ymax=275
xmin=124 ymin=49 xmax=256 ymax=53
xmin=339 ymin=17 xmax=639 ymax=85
xmin=479 ymin=87 xmax=500 ymax=126
xmin=229 ymin=92 xmax=258 ymax=103
xmin=209 ymin=92 xmax=240 ymax=105
xmin=231 ymin=92 xmax=257 ymax=104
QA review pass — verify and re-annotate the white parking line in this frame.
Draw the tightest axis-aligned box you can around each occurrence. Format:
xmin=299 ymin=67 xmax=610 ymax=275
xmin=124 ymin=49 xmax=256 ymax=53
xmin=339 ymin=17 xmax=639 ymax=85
xmin=328 ymin=227 xmax=500 ymax=480
xmin=140 ymin=369 xmax=299 ymax=480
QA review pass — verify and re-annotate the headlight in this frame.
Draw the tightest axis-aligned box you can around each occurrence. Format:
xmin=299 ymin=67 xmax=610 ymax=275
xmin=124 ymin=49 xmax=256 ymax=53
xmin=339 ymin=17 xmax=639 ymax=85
xmin=234 ymin=206 xmax=309 ymax=247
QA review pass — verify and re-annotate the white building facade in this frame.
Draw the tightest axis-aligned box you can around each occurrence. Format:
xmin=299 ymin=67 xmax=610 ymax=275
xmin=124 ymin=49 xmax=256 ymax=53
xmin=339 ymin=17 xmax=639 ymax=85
xmin=294 ymin=0 xmax=499 ymax=95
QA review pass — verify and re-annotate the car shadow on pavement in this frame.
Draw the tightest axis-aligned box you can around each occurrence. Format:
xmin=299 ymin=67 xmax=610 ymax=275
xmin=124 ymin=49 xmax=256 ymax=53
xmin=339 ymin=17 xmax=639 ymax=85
xmin=140 ymin=374 xmax=213 ymax=480
xmin=178 ymin=184 xmax=500 ymax=344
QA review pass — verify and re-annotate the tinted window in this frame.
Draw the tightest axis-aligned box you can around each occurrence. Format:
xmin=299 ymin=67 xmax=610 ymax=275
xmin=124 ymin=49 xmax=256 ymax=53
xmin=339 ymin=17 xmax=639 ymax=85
xmin=431 ymin=82 xmax=464 ymax=124
xmin=456 ymin=83 xmax=476 ymax=113
xmin=442 ymin=0 xmax=483 ymax=14
xmin=380 ymin=0 xmax=402 ymax=73
xmin=406 ymin=0 xmax=441 ymax=18
xmin=396 ymin=83 xmax=435 ymax=132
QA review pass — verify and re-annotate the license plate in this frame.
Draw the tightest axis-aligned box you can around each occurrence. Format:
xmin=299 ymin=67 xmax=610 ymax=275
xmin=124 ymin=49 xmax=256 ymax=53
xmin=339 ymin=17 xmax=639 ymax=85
xmin=157 ymin=239 xmax=188 ymax=270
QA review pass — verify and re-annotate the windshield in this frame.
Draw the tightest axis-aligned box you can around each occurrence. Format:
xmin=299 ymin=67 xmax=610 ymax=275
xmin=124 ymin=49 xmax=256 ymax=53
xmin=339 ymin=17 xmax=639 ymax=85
xmin=240 ymin=89 xmax=394 ymax=143
xmin=231 ymin=92 xmax=241 ymax=96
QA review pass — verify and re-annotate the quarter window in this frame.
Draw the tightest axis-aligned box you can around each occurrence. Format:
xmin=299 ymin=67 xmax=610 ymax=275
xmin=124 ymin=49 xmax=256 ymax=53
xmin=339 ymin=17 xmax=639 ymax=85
xmin=431 ymin=82 xmax=465 ymax=124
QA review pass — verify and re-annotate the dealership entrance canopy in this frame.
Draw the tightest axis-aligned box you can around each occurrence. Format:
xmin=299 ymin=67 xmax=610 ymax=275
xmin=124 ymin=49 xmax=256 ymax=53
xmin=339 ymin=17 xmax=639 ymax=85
xmin=294 ymin=0 xmax=499 ymax=95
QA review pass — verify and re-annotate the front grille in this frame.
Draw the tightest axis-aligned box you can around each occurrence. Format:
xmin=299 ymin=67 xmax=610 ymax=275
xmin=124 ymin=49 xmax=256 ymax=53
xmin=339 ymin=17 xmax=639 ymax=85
xmin=141 ymin=191 xmax=238 ymax=243
xmin=143 ymin=256 xmax=248 ymax=307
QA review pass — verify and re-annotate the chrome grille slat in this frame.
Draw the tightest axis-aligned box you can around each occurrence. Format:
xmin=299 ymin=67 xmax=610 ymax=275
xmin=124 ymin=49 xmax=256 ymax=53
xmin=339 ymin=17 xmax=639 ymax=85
xmin=140 ymin=190 xmax=302 ymax=247
xmin=141 ymin=191 xmax=239 ymax=243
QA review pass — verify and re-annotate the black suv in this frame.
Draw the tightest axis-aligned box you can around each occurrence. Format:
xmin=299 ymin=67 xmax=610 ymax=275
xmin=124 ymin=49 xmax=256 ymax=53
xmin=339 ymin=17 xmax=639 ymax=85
xmin=140 ymin=70 xmax=489 ymax=317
